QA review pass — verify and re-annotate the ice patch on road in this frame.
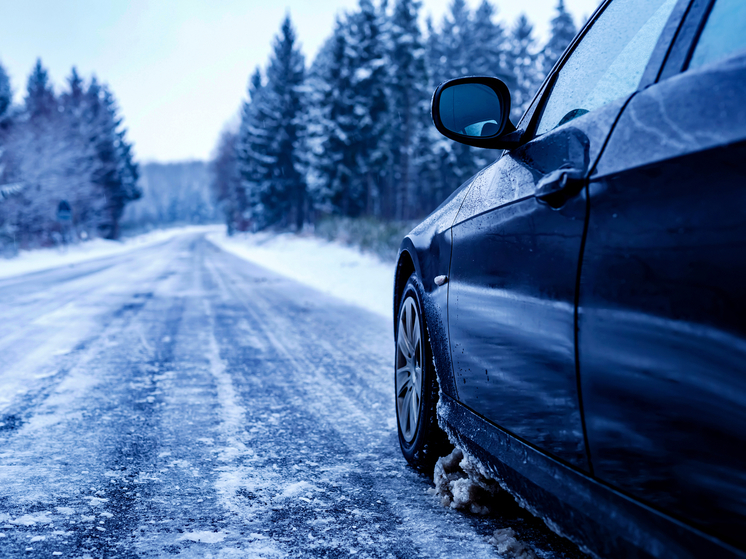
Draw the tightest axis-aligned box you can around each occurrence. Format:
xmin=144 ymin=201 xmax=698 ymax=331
xmin=430 ymin=448 xmax=500 ymax=515
xmin=83 ymin=496 xmax=108 ymax=506
xmin=206 ymin=230 xmax=394 ymax=319
xmin=202 ymin=299 xmax=286 ymax=558
xmin=280 ymin=480 xmax=321 ymax=499
xmin=10 ymin=512 xmax=53 ymax=525
xmin=178 ymin=530 xmax=227 ymax=543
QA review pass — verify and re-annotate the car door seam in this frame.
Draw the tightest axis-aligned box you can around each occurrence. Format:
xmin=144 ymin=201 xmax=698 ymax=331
xmin=574 ymin=91 xmax=640 ymax=478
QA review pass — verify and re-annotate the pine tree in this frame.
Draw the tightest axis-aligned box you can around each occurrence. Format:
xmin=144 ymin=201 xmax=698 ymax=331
xmin=542 ymin=0 xmax=576 ymax=77
xmin=25 ymin=59 xmax=56 ymax=121
xmin=266 ymin=14 xmax=306 ymax=229
xmin=60 ymin=68 xmax=89 ymax=164
xmin=210 ymin=129 xmax=241 ymax=234
xmin=237 ymin=70 xmax=267 ymax=230
xmin=56 ymin=67 xmax=101 ymax=237
xmin=88 ymin=81 xmax=120 ymax=238
xmin=9 ymin=59 xmax=67 ymax=245
xmin=84 ymin=78 xmax=140 ymax=238
xmin=306 ymin=0 xmax=390 ymax=218
xmin=235 ymin=67 xmax=265 ymax=231
xmin=345 ymin=0 xmax=389 ymax=216
xmin=424 ymin=16 xmax=440 ymax=86
xmin=423 ymin=0 xmax=508 ymax=210
xmin=305 ymin=18 xmax=356 ymax=216
xmin=386 ymin=0 xmax=430 ymax=220
xmin=238 ymin=15 xmax=306 ymax=230
xmin=116 ymin=124 xmax=140 ymax=207
xmin=0 ymin=61 xmax=11 ymax=124
xmin=511 ymin=14 xmax=540 ymax=120
xmin=0 ymin=61 xmax=17 ymax=249
xmin=61 ymin=67 xmax=85 ymax=115
xmin=471 ymin=1 xmax=511 ymax=82
xmin=434 ymin=0 xmax=472 ymax=83
xmin=0 ymin=62 xmax=139 ymax=248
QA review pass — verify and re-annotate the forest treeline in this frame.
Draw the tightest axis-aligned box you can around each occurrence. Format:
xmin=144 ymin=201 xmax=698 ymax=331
xmin=0 ymin=60 xmax=139 ymax=253
xmin=211 ymin=0 xmax=577 ymax=233
xmin=120 ymin=161 xmax=218 ymax=232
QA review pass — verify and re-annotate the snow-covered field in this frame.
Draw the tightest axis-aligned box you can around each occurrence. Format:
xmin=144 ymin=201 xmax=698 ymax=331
xmin=207 ymin=230 xmax=395 ymax=319
xmin=0 ymin=225 xmax=222 ymax=280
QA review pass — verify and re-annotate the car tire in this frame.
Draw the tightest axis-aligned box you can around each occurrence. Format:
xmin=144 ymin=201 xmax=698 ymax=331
xmin=395 ymin=274 xmax=451 ymax=474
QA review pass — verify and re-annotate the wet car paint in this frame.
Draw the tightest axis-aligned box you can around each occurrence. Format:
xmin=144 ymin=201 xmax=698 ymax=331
xmin=395 ymin=172 xmax=479 ymax=399
xmin=394 ymin=1 xmax=746 ymax=556
xmin=580 ymin=51 xmax=746 ymax=548
xmin=447 ymin=99 xmax=628 ymax=471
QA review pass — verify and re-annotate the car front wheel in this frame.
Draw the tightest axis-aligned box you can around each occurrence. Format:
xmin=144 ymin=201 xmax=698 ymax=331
xmin=395 ymin=274 xmax=450 ymax=473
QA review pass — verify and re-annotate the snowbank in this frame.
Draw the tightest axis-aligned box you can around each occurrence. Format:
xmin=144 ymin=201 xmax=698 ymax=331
xmin=206 ymin=231 xmax=395 ymax=319
xmin=0 ymin=225 xmax=221 ymax=280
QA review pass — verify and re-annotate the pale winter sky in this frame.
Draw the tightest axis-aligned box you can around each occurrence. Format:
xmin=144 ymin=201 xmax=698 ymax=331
xmin=0 ymin=0 xmax=601 ymax=163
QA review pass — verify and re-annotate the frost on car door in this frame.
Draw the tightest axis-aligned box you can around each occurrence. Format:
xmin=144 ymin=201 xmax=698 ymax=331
xmin=447 ymin=0 xmax=680 ymax=469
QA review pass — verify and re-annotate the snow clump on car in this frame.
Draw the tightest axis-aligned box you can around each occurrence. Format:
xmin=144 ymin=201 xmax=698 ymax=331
xmin=428 ymin=447 xmax=500 ymax=515
xmin=490 ymin=527 xmax=539 ymax=559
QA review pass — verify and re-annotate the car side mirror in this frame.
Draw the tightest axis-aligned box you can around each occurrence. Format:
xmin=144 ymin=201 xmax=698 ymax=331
xmin=431 ymin=76 xmax=522 ymax=149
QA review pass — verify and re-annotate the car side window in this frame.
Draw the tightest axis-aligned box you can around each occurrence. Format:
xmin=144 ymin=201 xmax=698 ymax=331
xmin=688 ymin=0 xmax=746 ymax=70
xmin=535 ymin=0 xmax=678 ymax=136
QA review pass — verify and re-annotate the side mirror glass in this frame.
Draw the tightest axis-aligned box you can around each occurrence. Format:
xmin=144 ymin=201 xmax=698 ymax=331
xmin=431 ymin=76 xmax=519 ymax=149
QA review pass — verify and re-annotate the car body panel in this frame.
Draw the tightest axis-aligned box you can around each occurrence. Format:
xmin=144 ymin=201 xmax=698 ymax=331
xmin=446 ymin=97 xmax=630 ymax=470
xmin=580 ymin=51 xmax=746 ymax=548
xmin=439 ymin=393 xmax=746 ymax=559
xmin=392 ymin=0 xmax=746 ymax=555
xmin=395 ymin=175 xmax=475 ymax=398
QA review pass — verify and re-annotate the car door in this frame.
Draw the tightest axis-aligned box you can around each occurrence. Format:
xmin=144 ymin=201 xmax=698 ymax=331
xmin=447 ymin=0 xmax=682 ymax=470
xmin=578 ymin=0 xmax=746 ymax=548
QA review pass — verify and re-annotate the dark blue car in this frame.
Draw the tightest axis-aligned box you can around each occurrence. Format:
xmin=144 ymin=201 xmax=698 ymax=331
xmin=392 ymin=0 xmax=746 ymax=556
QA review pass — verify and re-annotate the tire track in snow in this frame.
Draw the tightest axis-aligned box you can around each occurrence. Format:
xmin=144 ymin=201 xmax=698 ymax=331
xmin=202 ymin=295 xmax=287 ymax=557
xmin=202 ymin=239 xmax=503 ymax=558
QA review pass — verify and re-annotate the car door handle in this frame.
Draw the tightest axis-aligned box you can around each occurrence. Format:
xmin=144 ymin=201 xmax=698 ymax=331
xmin=535 ymin=168 xmax=586 ymax=208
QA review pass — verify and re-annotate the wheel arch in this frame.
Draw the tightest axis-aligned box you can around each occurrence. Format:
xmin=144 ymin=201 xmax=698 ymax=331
xmin=393 ymin=237 xmax=458 ymax=398
xmin=393 ymin=243 xmax=419 ymax=336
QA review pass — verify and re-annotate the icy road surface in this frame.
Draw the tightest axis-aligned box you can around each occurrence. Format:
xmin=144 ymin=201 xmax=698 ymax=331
xmin=0 ymin=231 xmax=581 ymax=558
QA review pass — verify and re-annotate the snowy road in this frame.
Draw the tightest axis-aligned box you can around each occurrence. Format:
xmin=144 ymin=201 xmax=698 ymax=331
xmin=0 ymin=231 xmax=581 ymax=558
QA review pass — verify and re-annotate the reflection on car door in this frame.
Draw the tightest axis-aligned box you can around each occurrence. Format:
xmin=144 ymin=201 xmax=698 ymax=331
xmin=579 ymin=10 xmax=746 ymax=546
xmin=447 ymin=0 xmax=680 ymax=469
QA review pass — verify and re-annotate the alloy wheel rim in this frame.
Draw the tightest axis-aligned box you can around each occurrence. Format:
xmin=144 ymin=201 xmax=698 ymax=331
xmin=396 ymin=296 xmax=423 ymax=443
